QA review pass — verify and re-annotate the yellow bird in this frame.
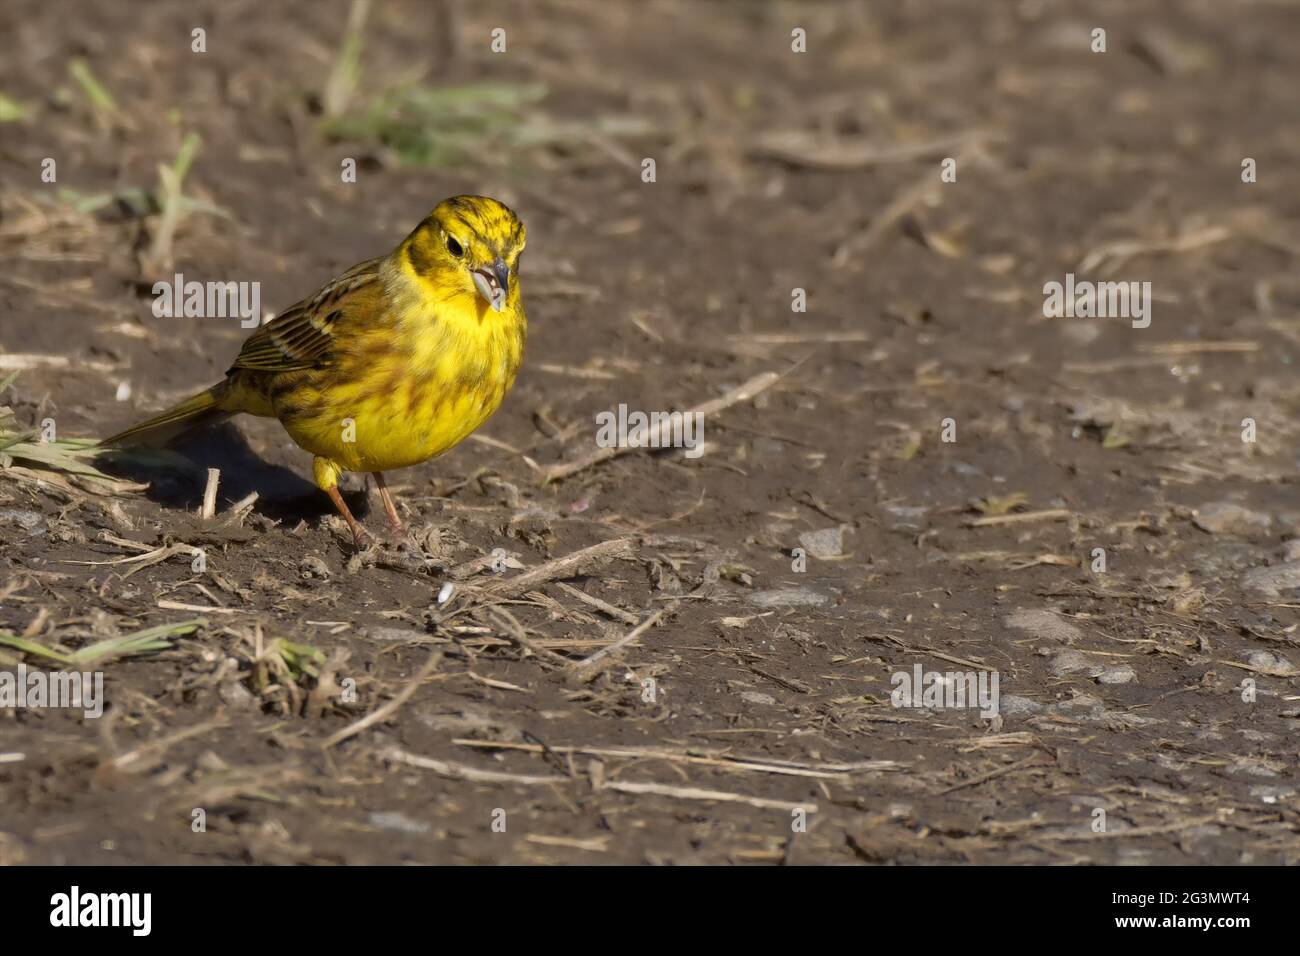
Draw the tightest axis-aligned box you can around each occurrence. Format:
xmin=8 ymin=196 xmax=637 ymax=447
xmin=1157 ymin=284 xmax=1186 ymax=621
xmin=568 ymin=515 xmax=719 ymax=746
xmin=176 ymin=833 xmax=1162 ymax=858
xmin=102 ymin=195 xmax=527 ymax=547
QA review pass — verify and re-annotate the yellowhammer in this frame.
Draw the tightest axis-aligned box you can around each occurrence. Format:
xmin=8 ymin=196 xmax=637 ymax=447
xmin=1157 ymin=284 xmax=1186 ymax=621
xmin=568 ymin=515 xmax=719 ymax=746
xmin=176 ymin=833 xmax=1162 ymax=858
xmin=102 ymin=195 xmax=527 ymax=548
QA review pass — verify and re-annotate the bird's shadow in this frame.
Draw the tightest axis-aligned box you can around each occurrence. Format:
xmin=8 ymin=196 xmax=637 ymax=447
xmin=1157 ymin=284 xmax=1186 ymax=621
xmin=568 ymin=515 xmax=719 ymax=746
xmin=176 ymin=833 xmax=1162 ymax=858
xmin=95 ymin=421 xmax=374 ymax=527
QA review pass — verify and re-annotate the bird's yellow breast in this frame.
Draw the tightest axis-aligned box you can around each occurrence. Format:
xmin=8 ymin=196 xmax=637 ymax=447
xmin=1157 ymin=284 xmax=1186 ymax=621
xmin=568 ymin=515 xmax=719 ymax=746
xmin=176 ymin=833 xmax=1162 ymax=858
xmin=275 ymin=278 xmax=525 ymax=474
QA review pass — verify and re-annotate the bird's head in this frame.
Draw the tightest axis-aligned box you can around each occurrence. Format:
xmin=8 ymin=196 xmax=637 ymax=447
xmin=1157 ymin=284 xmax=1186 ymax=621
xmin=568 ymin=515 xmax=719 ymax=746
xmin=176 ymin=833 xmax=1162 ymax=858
xmin=400 ymin=195 xmax=526 ymax=314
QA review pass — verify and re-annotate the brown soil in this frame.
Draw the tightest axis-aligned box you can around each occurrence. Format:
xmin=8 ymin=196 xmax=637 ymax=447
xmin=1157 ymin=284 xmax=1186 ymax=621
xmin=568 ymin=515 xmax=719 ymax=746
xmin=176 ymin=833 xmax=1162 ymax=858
xmin=1 ymin=0 xmax=1298 ymax=865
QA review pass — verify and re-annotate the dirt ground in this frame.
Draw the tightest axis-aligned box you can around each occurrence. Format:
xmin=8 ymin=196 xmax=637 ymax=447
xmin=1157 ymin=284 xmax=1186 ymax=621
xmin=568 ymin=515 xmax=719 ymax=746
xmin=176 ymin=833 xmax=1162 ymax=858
xmin=1 ymin=0 xmax=1299 ymax=865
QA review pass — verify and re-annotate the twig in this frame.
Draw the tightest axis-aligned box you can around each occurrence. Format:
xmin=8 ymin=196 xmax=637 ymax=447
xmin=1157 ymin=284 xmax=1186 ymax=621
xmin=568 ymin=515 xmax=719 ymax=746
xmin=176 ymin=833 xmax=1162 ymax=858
xmin=872 ymin=634 xmax=988 ymax=671
xmin=571 ymin=608 xmax=668 ymax=681
xmin=554 ymin=581 xmax=640 ymax=625
xmin=940 ymin=755 xmax=1051 ymax=795
xmin=1136 ymin=341 xmax=1259 ymax=356
xmin=467 ymin=671 xmax=529 ymax=692
xmin=322 ymin=651 xmax=442 ymax=748
xmin=484 ymin=607 xmax=571 ymax=667
xmin=103 ymin=719 xmax=225 ymax=773
xmin=537 ymin=369 xmax=783 ymax=483
xmin=482 ymin=537 xmax=636 ymax=600
xmin=832 ymin=162 xmax=947 ymax=266
xmin=225 ymin=491 xmax=258 ymax=523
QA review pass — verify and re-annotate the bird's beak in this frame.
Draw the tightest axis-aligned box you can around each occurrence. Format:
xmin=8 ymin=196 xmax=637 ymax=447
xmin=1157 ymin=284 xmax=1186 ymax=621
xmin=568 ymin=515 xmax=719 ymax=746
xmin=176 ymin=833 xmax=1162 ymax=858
xmin=472 ymin=259 xmax=510 ymax=313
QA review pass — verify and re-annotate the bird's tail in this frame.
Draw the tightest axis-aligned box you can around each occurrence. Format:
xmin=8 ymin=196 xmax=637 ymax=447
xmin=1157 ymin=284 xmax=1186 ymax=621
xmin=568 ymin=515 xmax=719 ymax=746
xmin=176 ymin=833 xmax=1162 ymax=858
xmin=99 ymin=382 xmax=233 ymax=448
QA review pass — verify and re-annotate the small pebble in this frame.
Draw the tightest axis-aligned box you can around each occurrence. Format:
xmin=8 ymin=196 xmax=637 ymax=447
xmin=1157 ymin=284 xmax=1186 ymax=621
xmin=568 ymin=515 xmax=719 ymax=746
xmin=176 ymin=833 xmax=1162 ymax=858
xmin=748 ymin=588 xmax=828 ymax=608
xmin=1093 ymin=665 xmax=1136 ymax=684
xmin=299 ymin=555 xmax=330 ymax=580
xmin=1049 ymin=649 xmax=1092 ymax=676
xmin=368 ymin=626 xmax=428 ymax=642
xmin=368 ymin=811 xmax=430 ymax=834
xmin=798 ymin=526 xmax=845 ymax=560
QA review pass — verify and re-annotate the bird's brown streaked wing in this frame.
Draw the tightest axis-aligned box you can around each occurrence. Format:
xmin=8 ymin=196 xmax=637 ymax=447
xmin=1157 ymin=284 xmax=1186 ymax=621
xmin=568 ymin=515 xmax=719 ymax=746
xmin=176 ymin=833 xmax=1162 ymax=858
xmin=227 ymin=258 xmax=385 ymax=373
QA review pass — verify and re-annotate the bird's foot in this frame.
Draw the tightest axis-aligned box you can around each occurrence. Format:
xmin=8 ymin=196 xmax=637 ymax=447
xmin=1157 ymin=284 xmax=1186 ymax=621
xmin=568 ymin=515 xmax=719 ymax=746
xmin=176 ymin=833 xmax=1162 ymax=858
xmin=348 ymin=526 xmax=433 ymax=574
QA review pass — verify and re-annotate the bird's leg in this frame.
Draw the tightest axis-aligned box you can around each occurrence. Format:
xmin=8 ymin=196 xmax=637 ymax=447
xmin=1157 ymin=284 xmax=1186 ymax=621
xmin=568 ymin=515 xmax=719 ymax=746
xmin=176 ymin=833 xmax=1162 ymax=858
xmin=372 ymin=472 xmax=405 ymax=533
xmin=314 ymin=455 xmax=371 ymax=549
xmin=324 ymin=484 xmax=371 ymax=548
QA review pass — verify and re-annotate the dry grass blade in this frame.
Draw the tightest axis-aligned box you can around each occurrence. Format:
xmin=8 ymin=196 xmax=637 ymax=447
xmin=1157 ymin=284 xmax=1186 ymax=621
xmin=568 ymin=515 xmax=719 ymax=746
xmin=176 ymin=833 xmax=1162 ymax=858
xmin=322 ymin=650 xmax=442 ymax=748
xmin=751 ymin=129 xmax=992 ymax=170
xmin=599 ymin=780 xmax=816 ymax=814
xmin=386 ymin=747 xmax=567 ymax=785
xmin=453 ymin=738 xmax=900 ymax=779
xmin=966 ymin=509 xmax=1071 ymax=528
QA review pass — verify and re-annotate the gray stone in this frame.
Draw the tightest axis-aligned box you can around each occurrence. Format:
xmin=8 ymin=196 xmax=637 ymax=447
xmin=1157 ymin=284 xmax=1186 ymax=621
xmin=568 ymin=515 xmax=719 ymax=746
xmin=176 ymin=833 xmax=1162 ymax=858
xmin=367 ymin=626 xmax=429 ymax=642
xmin=798 ymin=526 xmax=845 ymax=560
xmin=1093 ymin=664 xmax=1136 ymax=684
xmin=1249 ymin=785 xmax=1295 ymax=805
xmin=1239 ymin=729 xmax=1278 ymax=743
xmin=1193 ymin=502 xmax=1273 ymax=538
xmin=1240 ymin=561 xmax=1300 ymax=597
xmin=881 ymin=505 xmax=929 ymax=531
xmin=0 ymin=508 xmax=43 ymax=534
xmin=999 ymin=694 xmax=1043 ymax=716
xmin=1150 ymin=569 xmax=1192 ymax=589
xmin=1049 ymin=649 xmax=1093 ymax=676
xmin=217 ymin=679 xmax=257 ymax=710
xmin=1006 ymin=609 xmax=1084 ymax=644
xmin=1243 ymin=650 xmax=1295 ymax=673
xmin=368 ymin=811 xmax=430 ymax=834
xmin=299 ymin=555 xmax=330 ymax=579
xmin=1228 ymin=757 xmax=1279 ymax=778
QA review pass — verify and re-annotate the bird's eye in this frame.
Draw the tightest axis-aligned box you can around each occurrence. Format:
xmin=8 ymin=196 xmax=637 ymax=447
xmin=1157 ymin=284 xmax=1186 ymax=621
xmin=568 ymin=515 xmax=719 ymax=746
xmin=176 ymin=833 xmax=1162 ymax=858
xmin=446 ymin=236 xmax=464 ymax=258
